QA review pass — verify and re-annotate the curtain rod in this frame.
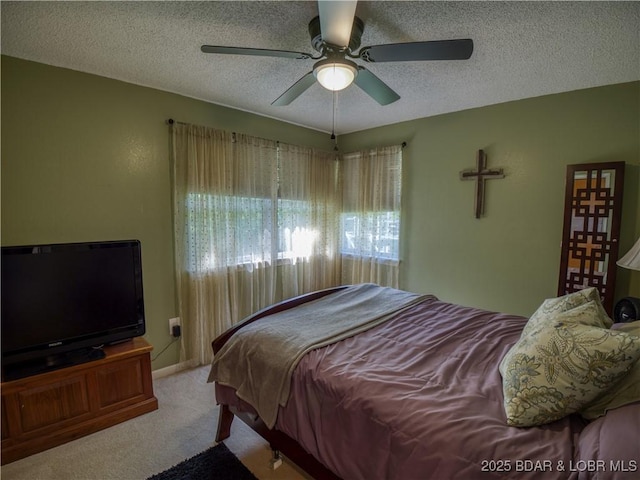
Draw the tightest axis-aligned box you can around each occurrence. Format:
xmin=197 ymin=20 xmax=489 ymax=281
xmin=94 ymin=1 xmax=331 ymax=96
xmin=166 ymin=119 xmax=242 ymax=143
xmin=168 ymin=118 xmax=406 ymax=150
xmin=166 ymin=118 xmax=189 ymax=126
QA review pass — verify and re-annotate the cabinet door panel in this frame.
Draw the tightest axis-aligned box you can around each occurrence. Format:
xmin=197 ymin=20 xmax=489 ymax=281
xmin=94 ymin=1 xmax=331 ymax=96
xmin=96 ymin=358 xmax=145 ymax=408
xmin=18 ymin=376 xmax=90 ymax=432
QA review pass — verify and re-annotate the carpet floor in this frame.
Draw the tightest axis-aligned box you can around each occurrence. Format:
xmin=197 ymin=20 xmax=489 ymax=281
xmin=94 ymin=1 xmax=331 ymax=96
xmin=0 ymin=366 xmax=307 ymax=480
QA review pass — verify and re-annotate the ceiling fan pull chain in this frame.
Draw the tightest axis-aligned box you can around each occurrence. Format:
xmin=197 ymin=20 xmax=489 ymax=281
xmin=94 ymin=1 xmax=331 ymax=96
xmin=331 ymin=91 xmax=339 ymax=151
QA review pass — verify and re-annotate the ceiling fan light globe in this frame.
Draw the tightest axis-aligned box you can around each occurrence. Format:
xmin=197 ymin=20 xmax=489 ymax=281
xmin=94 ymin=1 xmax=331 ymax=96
xmin=314 ymin=62 xmax=357 ymax=91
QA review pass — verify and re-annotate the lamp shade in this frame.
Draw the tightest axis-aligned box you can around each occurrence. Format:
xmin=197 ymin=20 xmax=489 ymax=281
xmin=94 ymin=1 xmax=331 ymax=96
xmin=617 ymin=237 xmax=640 ymax=271
xmin=313 ymin=59 xmax=357 ymax=91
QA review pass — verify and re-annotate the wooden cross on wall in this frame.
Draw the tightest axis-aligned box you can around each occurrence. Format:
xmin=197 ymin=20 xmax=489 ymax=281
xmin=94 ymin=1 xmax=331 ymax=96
xmin=460 ymin=150 xmax=505 ymax=219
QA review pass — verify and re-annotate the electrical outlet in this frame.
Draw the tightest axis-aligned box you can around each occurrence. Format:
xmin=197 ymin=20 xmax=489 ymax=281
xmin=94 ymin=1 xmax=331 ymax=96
xmin=169 ymin=317 xmax=181 ymax=336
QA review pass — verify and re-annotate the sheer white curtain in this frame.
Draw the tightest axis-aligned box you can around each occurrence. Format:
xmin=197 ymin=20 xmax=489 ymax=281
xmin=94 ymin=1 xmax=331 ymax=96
xmin=277 ymin=143 xmax=341 ymax=299
xmin=340 ymin=145 xmax=403 ymax=287
xmin=172 ymin=122 xmax=401 ymax=363
xmin=173 ymin=124 xmax=279 ymax=364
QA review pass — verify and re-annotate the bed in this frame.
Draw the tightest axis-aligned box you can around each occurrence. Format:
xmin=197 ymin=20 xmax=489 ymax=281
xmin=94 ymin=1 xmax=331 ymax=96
xmin=209 ymin=284 xmax=640 ymax=479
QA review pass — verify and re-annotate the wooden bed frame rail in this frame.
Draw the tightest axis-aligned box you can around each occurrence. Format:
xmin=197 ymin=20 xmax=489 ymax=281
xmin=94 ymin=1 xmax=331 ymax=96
xmin=212 ymin=285 xmax=348 ymax=480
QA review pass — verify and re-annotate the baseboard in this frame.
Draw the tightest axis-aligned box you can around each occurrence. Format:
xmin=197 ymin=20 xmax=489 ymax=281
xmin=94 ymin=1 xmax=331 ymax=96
xmin=152 ymin=359 xmax=199 ymax=379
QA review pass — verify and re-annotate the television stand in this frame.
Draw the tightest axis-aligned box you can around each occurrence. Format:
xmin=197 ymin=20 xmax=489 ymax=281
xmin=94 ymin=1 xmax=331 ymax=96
xmin=1 ymin=337 xmax=157 ymax=465
xmin=2 ymin=346 xmax=107 ymax=382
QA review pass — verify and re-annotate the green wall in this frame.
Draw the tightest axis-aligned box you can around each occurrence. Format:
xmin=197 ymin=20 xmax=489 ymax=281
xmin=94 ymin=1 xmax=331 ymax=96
xmin=1 ymin=55 xmax=333 ymax=370
xmin=341 ymin=82 xmax=640 ymax=315
xmin=2 ymin=55 xmax=639 ymax=371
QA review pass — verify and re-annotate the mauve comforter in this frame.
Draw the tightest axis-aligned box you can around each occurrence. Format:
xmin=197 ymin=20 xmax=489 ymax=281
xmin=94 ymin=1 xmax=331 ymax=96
xmin=278 ymin=297 xmax=585 ymax=479
xmin=216 ymin=296 xmax=639 ymax=479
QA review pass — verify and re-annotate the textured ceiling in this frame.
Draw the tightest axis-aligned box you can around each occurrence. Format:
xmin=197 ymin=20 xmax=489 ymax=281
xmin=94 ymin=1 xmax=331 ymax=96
xmin=1 ymin=1 xmax=639 ymax=135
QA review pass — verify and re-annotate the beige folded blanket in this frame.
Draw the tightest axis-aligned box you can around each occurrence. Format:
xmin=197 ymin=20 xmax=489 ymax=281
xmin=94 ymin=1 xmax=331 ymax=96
xmin=208 ymin=283 xmax=430 ymax=428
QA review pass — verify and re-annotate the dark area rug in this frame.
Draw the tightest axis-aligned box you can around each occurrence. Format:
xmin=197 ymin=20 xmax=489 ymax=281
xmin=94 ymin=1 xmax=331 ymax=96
xmin=147 ymin=442 xmax=258 ymax=480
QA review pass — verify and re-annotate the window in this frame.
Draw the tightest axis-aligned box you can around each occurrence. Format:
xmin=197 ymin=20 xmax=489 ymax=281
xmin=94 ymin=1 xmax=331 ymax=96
xmin=186 ymin=194 xmax=319 ymax=271
xmin=278 ymin=198 xmax=319 ymax=261
xmin=340 ymin=211 xmax=400 ymax=260
xmin=185 ymin=193 xmax=272 ymax=270
xmin=340 ymin=145 xmax=403 ymax=267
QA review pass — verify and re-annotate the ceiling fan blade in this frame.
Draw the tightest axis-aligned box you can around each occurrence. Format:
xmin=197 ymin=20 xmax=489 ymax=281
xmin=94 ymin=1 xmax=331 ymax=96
xmin=318 ymin=0 xmax=357 ymax=48
xmin=271 ymin=72 xmax=316 ymax=106
xmin=358 ymin=39 xmax=474 ymax=62
xmin=353 ymin=67 xmax=400 ymax=106
xmin=201 ymin=45 xmax=313 ymax=60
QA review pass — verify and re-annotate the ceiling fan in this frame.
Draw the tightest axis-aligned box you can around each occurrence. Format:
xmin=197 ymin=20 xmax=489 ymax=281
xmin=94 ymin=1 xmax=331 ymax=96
xmin=201 ymin=1 xmax=473 ymax=106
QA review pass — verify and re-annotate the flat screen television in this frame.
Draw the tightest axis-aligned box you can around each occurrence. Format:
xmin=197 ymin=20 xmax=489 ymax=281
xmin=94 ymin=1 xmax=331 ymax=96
xmin=1 ymin=239 xmax=146 ymax=381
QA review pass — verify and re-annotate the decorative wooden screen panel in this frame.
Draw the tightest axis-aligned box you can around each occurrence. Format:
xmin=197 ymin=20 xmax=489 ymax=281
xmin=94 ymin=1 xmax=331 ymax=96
xmin=558 ymin=162 xmax=625 ymax=315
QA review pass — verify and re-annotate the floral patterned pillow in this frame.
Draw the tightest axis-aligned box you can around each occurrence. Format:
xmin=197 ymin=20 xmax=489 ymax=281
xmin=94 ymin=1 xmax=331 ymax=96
xmin=499 ymin=300 xmax=640 ymax=427
xmin=579 ymin=321 xmax=640 ymax=420
xmin=521 ymin=287 xmax=612 ymax=337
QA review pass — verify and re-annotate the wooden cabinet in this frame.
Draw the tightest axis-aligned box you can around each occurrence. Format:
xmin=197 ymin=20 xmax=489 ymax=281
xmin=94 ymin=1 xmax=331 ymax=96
xmin=1 ymin=337 xmax=158 ymax=465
